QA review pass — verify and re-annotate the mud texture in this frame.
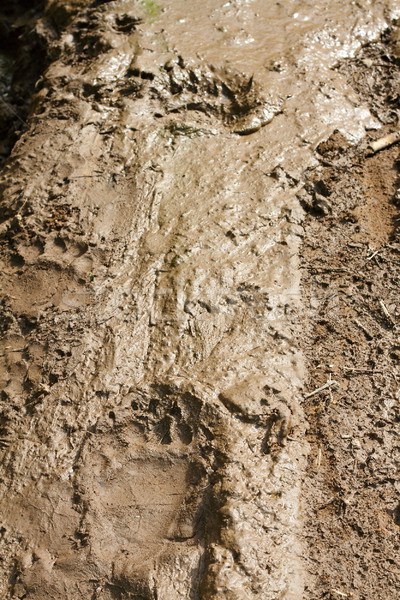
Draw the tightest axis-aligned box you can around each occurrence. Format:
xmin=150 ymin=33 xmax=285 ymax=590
xmin=0 ymin=1 xmax=399 ymax=600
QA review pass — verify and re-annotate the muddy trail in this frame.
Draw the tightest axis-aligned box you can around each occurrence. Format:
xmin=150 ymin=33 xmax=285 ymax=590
xmin=0 ymin=2 xmax=399 ymax=600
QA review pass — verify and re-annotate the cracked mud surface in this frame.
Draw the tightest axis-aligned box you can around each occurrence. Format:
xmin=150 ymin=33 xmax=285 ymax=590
xmin=0 ymin=2 xmax=399 ymax=599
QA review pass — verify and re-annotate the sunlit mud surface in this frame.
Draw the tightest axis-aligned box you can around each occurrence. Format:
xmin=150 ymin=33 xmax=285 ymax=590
xmin=0 ymin=1 xmax=399 ymax=599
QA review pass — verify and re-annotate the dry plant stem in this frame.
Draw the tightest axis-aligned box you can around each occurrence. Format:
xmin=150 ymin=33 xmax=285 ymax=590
xmin=379 ymin=299 xmax=396 ymax=327
xmin=353 ymin=318 xmax=373 ymax=340
xmin=368 ymin=130 xmax=400 ymax=153
xmin=331 ymin=590 xmax=349 ymax=598
xmin=304 ymin=380 xmax=339 ymax=400
xmin=366 ymin=250 xmax=380 ymax=260
xmin=343 ymin=367 xmax=383 ymax=374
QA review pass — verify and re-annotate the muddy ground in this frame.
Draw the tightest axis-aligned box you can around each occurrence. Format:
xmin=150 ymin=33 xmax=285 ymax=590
xmin=0 ymin=2 xmax=399 ymax=600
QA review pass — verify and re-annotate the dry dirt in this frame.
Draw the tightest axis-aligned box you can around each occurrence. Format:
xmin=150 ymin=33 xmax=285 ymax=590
xmin=301 ymin=38 xmax=400 ymax=599
xmin=0 ymin=2 xmax=399 ymax=600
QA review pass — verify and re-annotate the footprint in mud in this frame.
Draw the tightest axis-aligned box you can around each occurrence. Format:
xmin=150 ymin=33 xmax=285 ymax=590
xmin=1 ymin=263 xmax=93 ymax=314
xmin=122 ymin=56 xmax=283 ymax=135
xmin=73 ymin=421 xmax=207 ymax=599
xmin=6 ymin=421 xmax=207 ymax=600
xmin=2 ymin=234 xmax=100 ymax=315
xmin=42 ymin=234 xmax=94 ymax=278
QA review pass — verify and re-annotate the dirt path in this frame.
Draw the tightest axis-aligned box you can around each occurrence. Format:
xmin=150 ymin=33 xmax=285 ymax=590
xmin=0 ymin=2 xmax=399 ymax=599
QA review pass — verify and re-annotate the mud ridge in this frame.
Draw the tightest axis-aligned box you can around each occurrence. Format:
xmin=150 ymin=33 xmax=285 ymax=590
xmin=0 ymin=2 xmax=308 ymax=598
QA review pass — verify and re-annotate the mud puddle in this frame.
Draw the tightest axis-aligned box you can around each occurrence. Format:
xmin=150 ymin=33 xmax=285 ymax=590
xmin=0 ymin=2 xmax=399 ymax=599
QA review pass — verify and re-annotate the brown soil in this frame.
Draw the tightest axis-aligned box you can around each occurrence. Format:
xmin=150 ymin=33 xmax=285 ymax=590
xmin=0 ymin=2 xmax=399 ymax=600
xmin=301 ymin=38 xmax=400 ymax=600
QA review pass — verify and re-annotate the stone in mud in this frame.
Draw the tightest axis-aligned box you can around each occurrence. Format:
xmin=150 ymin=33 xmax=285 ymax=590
xmin=313 ymin=193 xmax=332 ymax=216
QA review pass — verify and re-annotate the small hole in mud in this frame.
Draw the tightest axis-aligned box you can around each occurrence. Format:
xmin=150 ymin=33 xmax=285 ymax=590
xmin=178 ymin=423 xmax=193 ymax=444
xmin=10 ymin=253 xmax=24 ymax=267
xmin=154 ymin=417 xmax=172 ymax=444
xmin=19 ymin=315 xmax=37 ymax=334
xmin=200 ymin=425 xmax=214 ymax=440
xmin=54 ymin=236 xmax=67 ymax=251
xmin=108 ymin=411 xmax=116 ymax=421
xmin=169 ymin=403 xmax=182 ymax=417
xmin=148 ymin=398 xmax=158 ymax=413
xmin=140 ymin=71 xmax=154 ymax=80
xmin=393 ymin=504 xmax=400 ymax=525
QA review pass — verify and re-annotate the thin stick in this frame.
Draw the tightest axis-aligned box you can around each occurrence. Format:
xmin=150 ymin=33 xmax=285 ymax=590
xmin=379 ymin=299 xmax=396 ymax=327
xmin=366 ymin=250 xmax=379 ymax=261
xmin=343 ymin=367 xmax=383 ymax=374
xmin=368 ymin=130 xmax=400 ymax=154
xmin=0 ymin=348 xmax=26 ymax=357
xmin=315 ymin=446 xmax=322 ymax=469
xmin=331 ymin=590 xmax=349 ymax=598
xmin=304 ymin=379 xmax=338 ymax=399
xmin=353 ymin=318 xmax=373 ymax=340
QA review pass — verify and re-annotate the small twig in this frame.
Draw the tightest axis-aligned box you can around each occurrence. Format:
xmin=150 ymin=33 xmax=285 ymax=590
xmin=318 ymin=497 xmax=335 ymax=509
xmin=331 ymin=590 xmax=349 ymax=598
xmin=368 ymin=130 xmax=400 ymax=154
xmin=315 ymin=446 xmax=322 ymax=469
xmin=386 ymin=244 xmax=400 ymax=252
xmin=366 ymin=249 xmax=380 ymax=261
xmin=0 ymin=347 xmax=26 ymax=357
xmin=2 ymin=347 xmax=25 ymax=351
xmin=311 ymin=267 xmax=349 ymax=273
xmin=304 ymin=379 xmax=339 ymax=399
xmin=353 ymin=318 xmax=373 ymax=340
xmin=343 ymin=367 xmax=383 ymax=374
xmin=379 ymin=299 xmax=396 ymax=327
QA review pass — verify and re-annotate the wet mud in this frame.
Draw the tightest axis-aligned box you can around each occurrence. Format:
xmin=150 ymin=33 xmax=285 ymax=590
xmin=0 ymin=1 xmax=399 ymax=599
